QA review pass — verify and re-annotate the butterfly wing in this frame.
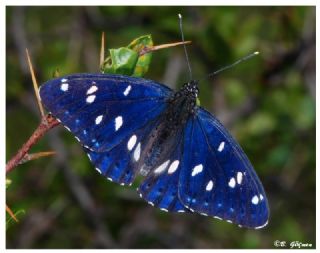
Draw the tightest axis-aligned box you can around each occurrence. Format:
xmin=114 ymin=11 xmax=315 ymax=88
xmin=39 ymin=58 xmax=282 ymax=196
xmin=85 ymin=114 xmax=161 ymax=185
xmin=137 ymin=126 xmax=189 ymax=212
xmin=40 ymin=73 xmax=269 ymax=226
xmin=40 ymin=73 xmax=172 ymax=185
xmin=178 ymin=108 xmax=269 ymax=229
xmin=40 ymin=73 xmax=172 ymax=152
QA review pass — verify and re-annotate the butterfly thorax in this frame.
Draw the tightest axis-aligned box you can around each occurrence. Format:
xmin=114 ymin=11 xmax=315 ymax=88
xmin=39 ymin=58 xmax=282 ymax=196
xmin=137 ymin=80 xmax=199 ymax=176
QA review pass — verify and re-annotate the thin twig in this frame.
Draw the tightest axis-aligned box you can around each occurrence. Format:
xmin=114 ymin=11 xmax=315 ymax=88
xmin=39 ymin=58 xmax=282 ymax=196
xmin=139 ymin=41 xmax=191 ymax=56
xmin=6 ymin=114 xmax=60 ymax=174
xmin=100 ymin=31 xmax=105 ymax=69
xmin=26 ymin=49 xmax=45 ymax=118
xmin=18 ymin=151 xmax=56 ymax=165
xmin=6 ymin=204 xmax=19 ymax=223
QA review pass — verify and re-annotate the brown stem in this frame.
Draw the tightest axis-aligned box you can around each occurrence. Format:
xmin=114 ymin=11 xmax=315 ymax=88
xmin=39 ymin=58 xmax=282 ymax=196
xmin=139 ymin=41 xmax=192 ymax=56
xmin=6 ymin=114 xmax=60 ymax=174
xmin=100 ymin=31 xmax=105 ymax=69
xmin=6 ymin=204 xmax=19 ymax=223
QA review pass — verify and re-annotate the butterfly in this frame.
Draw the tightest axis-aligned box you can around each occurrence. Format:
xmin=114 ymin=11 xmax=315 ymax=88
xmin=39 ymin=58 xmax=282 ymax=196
xmin=39 ymin=73 xmax=269 ymax=229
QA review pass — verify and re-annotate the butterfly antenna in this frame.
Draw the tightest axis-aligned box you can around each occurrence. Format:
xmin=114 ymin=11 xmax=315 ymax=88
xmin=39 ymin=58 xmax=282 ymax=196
xmin=178 ymin=13 xmax=193 ymax=80
xmin=200 ymin=51 xmax=260 ymax=82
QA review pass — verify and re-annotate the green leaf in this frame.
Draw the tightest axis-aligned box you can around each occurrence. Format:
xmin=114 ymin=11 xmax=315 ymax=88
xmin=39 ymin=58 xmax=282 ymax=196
xmin=6 ymin=178 xmax=12 ymax=189
xmin=128 ymin=35 xmax=153 ymax=77
xmin=103 ymin=47 xmax=139 ymax=76
xmin=196 ymin=97 xmax=201 ymax=106
xmin=102 ymin=35 xmax=153 ymax=77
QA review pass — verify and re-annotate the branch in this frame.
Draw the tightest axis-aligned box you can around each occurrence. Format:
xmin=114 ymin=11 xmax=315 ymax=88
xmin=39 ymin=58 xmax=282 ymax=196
xmin=100 ymin=31 xmax=105 ymax=69
xmin=6 ymin=204 xmax=19 ymax=223
xmin=6 ymin=114 xmax=60 ymax=174
xmin=139 ymin=40 xmax=191 ymax=56
xmin=26 ymin=48 xmax=45 ymax=118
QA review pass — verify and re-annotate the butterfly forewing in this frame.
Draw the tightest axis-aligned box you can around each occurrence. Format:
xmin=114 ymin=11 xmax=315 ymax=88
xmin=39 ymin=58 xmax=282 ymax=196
xmin=40 ymin=74 xmax=173 ymax=185
xmin=178 ymin=108 xmax=269 ymax=228
xmin=40 ymin=74 xmax=172 ymax=153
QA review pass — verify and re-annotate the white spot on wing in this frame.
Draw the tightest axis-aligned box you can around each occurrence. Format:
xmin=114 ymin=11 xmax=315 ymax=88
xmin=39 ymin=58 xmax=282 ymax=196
xmin=133 ymin=142 xmax=141 ymax=161
xmin=127 ymin=135 xmax=137 ymax=151
xmin=115 ymin=116 xmax=123 ymax=131
xmin=168 ymin=160 xmax=179 ymax=174
xmin=228 ymin=177 xmax=236 ymax=188
xmin=123 ymin=85 xmax=132 ymax=96
xmin=86 ymin=95 xmax=96 ymax=103
xmin=61 ymin=78 xmax=68 ymax=82
xmin=95 ymin=168 xmax=102 ymax=174
xmin=87 ymin=85 xmax=98 ymax=95
xmin=154 ymin=160 xmax=170 ymax=174
xmin=191 ymin=164 xmax=203 ymax=176
xmin=251 ymin=195 xmax=259 ymax=205
xmin=95 ymin=115 xmax=103 ymax=125
xmin=237 ymin=171 xmax=243 ymax=184
xmin=206 ymin=180 xmax=214 ymax=191
xmin=259 ymin=194 xmax=264 ymax=201
xmin=218 ymin=141 xmax=225 ymax=152
xmin=60 ymin=83 xmax=69 ymax=91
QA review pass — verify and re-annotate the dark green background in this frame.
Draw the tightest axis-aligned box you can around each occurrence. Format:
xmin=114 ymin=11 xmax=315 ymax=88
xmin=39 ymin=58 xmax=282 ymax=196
xmin=6 ymin=6 xmax=315 ymax=249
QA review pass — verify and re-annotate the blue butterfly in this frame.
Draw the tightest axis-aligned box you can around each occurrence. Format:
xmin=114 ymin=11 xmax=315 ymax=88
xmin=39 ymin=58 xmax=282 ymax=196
xmin=39 ymin=73 xmax=269 ymax=229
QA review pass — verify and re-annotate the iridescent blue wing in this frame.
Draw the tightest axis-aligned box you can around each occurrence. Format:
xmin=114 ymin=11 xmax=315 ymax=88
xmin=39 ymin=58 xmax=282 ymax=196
xmin=178 ymin=108 xmax=269 ymax=229
xmin=40 ymin=73 xmax=172 ymax=185
xmin=40 ymin=74 xmax=171 ymax=152
xmin=85 ymin=115 xmax=161 ymax=185
xmin=137 ymin=127 xmax=189 ymax=213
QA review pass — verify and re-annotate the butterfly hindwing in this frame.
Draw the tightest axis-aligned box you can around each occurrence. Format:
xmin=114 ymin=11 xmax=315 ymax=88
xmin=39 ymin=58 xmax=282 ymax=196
xmin=137 ymin=127 xmax=189 ymax=212
xmin=178 ymin=108 xmax=269 ymax=228
xmin=86 ymin=114 xmax=161 ymax=185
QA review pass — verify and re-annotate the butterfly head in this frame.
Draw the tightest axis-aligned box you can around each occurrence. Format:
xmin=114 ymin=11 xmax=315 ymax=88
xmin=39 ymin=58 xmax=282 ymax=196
xmin=182 ymin=80 xmax=199 ymax=98
xmin=165 ymin=80 xmax=199 ymax=120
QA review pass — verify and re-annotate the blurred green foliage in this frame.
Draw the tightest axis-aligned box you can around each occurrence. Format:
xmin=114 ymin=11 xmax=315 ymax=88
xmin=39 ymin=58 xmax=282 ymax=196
xmin=6 ymin=6 xmax=315 ymax=249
